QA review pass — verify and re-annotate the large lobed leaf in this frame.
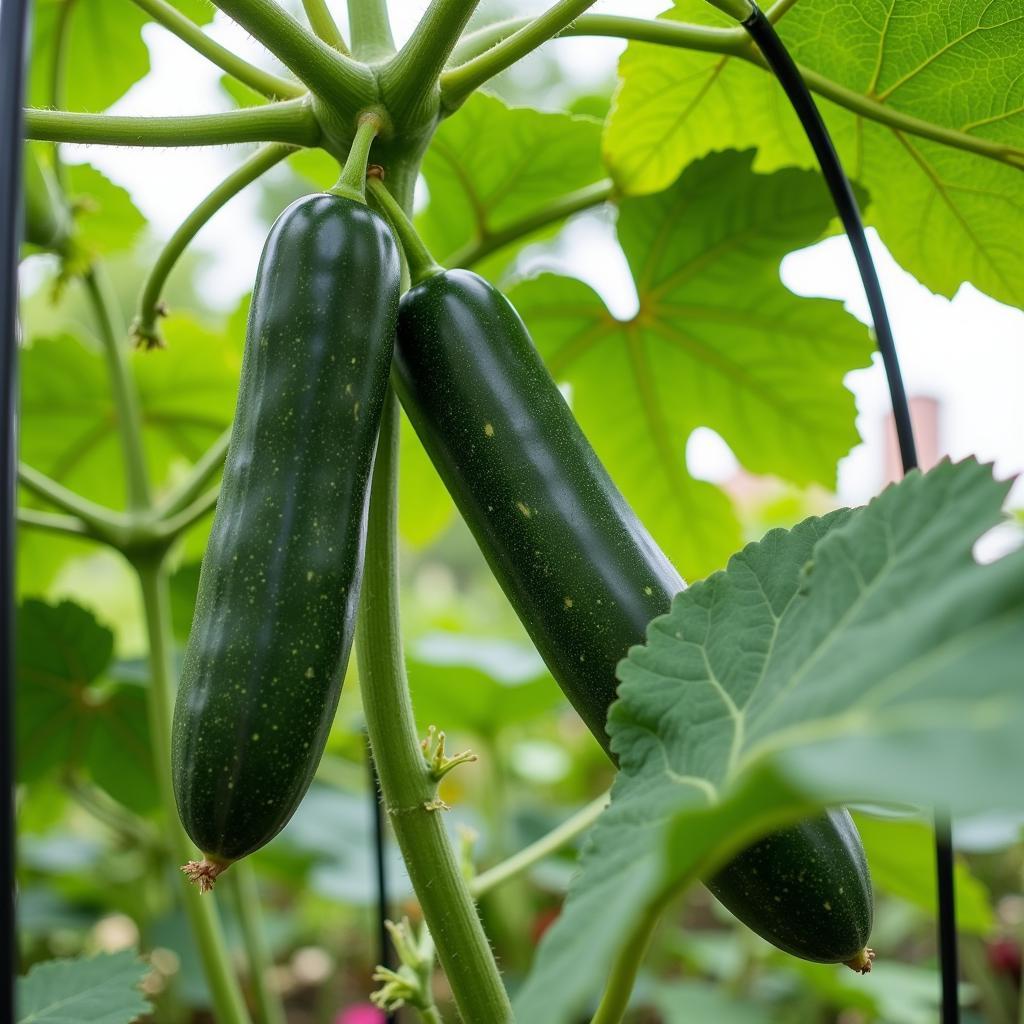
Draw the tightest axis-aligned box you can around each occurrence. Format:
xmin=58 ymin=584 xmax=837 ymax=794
xmin=510 ymin=149 xmax=872 ymax=580
xmin=16 ymin=600 xmax=157 ymax=813
xmin=604 ymin=0 xmax=1024 ymax=308
xmin=17 ymin=950 xmax=150 ymax=1024
xmin=515 ymin=459 xmax=1024 ymax=1020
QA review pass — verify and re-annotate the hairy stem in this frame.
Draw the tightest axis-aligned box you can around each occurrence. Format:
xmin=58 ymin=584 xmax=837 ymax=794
xmin=380 ymin=0 xmax=482 ymax=125
xmin=440 ymin=0 xmax=603 ymax=108
xmin=589 ymin=898 xmax=664 ymax=1024
xmin=82 ymin=268 xmax=152 ymax=510
xmin=26 ymin=99 xmax=320 ymax=148
xmin=450 ymin=178 xmax=615 ymax=268
xmin=129 ymin=0 xmax=303 ymax=98
xmin=228 ymin=864 xmax=287 ymax=1024
xmin=133 ymin=143 xmax=293 ymax=349
xmin=158 ymin=429 xmax=230 ymax=518
xmin=136 ymin=557 xmax=251 ymax=1024
xmin=444 ymin=14 xmax=1024 ymax=170
xmin=470 ymin=793 xmax=610 ymax=898
xmin=210 ymin=0 xmax=374 ymax=111
xmin=301 ymin=0 xmax=349 ymax=53
xmin=357 ymin=394 xmax=513 ymax=1024
xmin=347 ymin=0 xmax=395 ymax=61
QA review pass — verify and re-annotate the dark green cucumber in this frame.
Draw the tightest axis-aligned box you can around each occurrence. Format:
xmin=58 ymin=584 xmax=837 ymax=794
xmin=394 ymin=268 xmax=872 ymax=964
xmin=171 ymin=193 xmax=399 ymax=873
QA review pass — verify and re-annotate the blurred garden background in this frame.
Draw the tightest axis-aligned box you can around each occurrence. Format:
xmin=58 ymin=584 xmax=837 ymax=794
xmin=15 ymin=0 xmax=1024 ymax=1021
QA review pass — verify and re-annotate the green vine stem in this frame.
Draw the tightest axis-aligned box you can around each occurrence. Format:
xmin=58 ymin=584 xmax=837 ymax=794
xmin=17 ymin=463 xmax=129 ymax=538
xmin=442 ymin=14 xmax=1024 ymax=170
xmin=331 ymin=113 xmax=381 ymax=202
xmin=347 ymin=0 xmax=396 ymax=61
xmin=301 ymin=0 xmax=349 ymax=54
xmin=449 ymin=178 xmax=615 ymax=269
xmin=82 ymin=268 xmax=152 ymax=510
xmin=129 ymin=0 xmax=303 ymax=99
xmin=228 ymin=863 xmax=287 ymax=1024
xmin=380 ymin=0 xmax=482 ymax=127
xmin=469 ymin=792 xmax=609 ymax=898
xmin=132 ymin=143 xmax=294 ymax=349
xmin=210 ymin=0 xmax=374 ymax=111
xmin=365 ymin=177 xmax=441 ymax=284
xmin=158 ymin=429 xmax=230 ymax=518
xmin=589 ymin=898 xmax=664 ymax=1024
xmin=136 ymin=557 xmax=252 ymax=1024
xmin=25 ymin=99 xmax=320 ymax=149
xmin=356 ymin=394 xmax=514 ymax=1023
xmin=439 ymin=0 xmax=602 ymax=109
xmin=15 ymin=508 xmax=92 ymax=540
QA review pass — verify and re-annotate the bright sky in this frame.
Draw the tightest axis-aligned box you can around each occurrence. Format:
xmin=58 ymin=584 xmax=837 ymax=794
xmin=61 ymin=1 xmax=1024 ymax=530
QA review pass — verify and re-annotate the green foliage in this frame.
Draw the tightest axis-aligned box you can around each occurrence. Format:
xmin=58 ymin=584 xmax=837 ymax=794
xmin=20 ymin=319 xmax=240 ymax=510
xmin=407 ymin=633 xmax=564 ymax=738
xmin=604 ymin=0 xmax=1024 ymax=307
xmin=419 ymin=92 xmax=605 ymax=276
xmin=515 ymin=459 xmax=1024 ymax=1020
xmin=65 ymin=163 xmax=147 ymax=260
xmin=30 ymin=0 xmax=151 ymax=112
xmin=855 ymin=813 xmax=994 ymax=935
xmin=16 ymin=600 xmax=157 ymax=812
xmin=511 ymin=150 xmax=871 ymax=579
xmin=17 ymin=950 xmax=151 ymax=1024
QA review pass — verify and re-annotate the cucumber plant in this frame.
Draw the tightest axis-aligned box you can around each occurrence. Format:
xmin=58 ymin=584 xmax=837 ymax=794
xmin=13 ymin=1 xmax=1024 ymax=1023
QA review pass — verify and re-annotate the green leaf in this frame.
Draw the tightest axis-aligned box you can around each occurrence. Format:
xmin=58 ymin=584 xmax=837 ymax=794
xmin=16 ymin=600 xmax=157 ymax=813
xmin=509 ymin=150 xmax=871 ymax=580
xmin=30 ymin=0 xmax=150 ymax=113
xmin=420 ymin=92 xmax=606 ymax=277
xmin=399 ymin=410 xmax=454 ymax=549
xmin=604 ymin=0 xmax=1024 ymax=307
xmin=853 ymin=813 xmax=994 ymax=935
xmin=515 ymin=459 xmax=1024 ymax=1021
xmin=407 ymin=633 xmax=564 ymax=738
xmin=17 ymin=950 xmax=151 ymax=1024
xmin=66 ymin=163 xmax=146 ymax=259
xmin=651 ymin=981 xmax=775 ymax=1023
xmin=20 ymin=318 xmax=240 ymax=509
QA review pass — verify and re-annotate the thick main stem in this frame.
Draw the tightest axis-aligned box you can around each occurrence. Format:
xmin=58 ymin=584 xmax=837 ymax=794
xmin=136 ymin=557 xmax=251 ymax=1024
xmin=356 ymin=395 xmax=513 ymax=1023
xmin=25 ymin=100 xmax=320 ymax=148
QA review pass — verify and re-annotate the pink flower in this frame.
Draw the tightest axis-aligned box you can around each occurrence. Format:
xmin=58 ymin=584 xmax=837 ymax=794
xmin=335 ymin=1004 xmax=386 ymax=1024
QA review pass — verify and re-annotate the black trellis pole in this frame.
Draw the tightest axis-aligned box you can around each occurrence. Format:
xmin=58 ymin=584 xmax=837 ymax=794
xmin=740 ymin=7 xmax=959 ymax=1022
xmin=1 ymin=0 xmax=30 ymax=1021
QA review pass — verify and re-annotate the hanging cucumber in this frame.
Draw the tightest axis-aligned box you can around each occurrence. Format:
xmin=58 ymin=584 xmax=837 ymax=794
xmin=369 ymin=178 xmax=873 ymax=968
xmin=172 ymin=121 xmax=399 ymax=888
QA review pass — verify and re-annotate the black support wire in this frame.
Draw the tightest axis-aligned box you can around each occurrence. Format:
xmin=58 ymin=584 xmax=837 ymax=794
xmin=740 ymin=6 xmax=959 ymax=1022
xmin=1 ymin=0 xmax=30 ymax=1021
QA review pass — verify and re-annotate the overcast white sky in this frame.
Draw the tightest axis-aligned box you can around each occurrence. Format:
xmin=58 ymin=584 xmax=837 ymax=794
xmin=60 ymin=0 xmax=1024 ymax=525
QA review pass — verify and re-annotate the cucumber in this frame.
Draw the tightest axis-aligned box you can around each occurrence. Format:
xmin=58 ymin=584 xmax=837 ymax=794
xmin=393 ymin=268 xmax=873 ymax=965
xmin=171 ymin=193 xmax=399 ymax=883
